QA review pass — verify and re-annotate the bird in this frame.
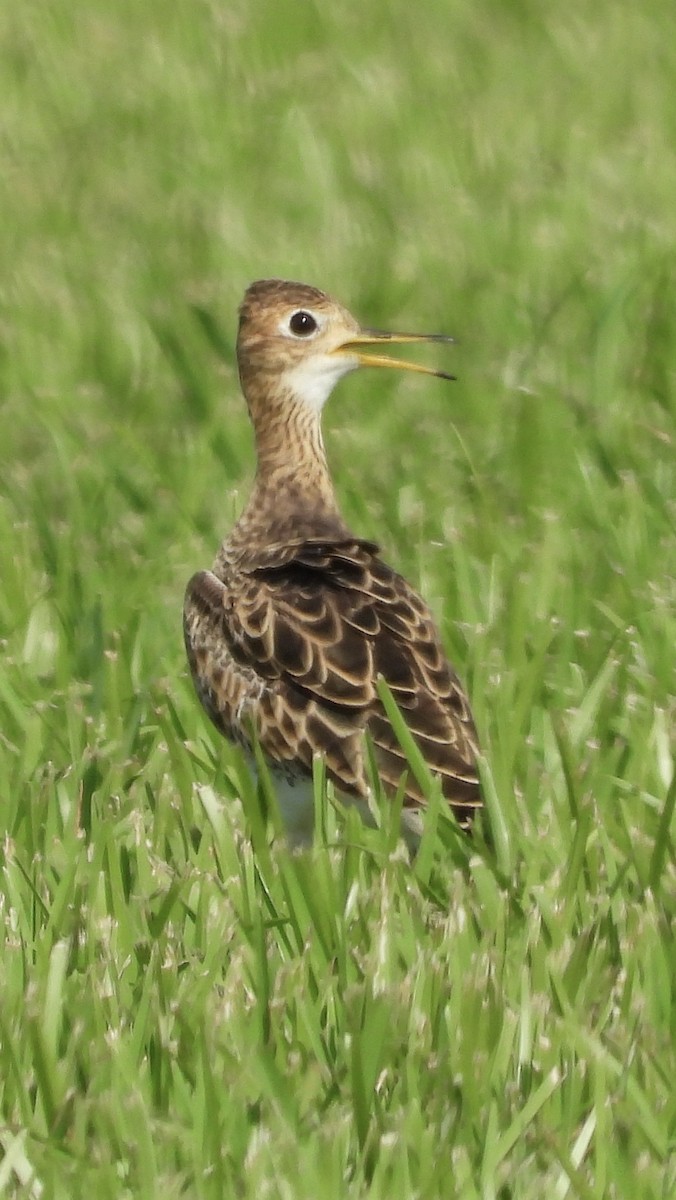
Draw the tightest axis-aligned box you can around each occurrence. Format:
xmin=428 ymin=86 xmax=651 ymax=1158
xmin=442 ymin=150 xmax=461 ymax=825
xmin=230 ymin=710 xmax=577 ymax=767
xmin=183 ymin=279 xmax=481 ymax=847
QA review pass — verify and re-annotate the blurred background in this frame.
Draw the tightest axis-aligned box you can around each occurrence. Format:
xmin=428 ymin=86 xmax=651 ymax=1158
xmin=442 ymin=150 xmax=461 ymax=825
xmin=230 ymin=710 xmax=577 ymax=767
xmin=1 ymin=2 xmax=675 ymax=1194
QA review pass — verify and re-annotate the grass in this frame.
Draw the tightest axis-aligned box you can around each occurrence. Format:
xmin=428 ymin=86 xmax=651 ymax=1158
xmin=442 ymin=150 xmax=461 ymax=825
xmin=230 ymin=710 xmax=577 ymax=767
xmin=1 ymin=0 xmax=675 ymax=1195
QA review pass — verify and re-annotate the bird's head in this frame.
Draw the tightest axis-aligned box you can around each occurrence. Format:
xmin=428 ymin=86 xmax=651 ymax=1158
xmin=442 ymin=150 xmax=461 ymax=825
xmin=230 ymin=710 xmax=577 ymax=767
xmin=237 ymin=279 xmax=455 ymax=415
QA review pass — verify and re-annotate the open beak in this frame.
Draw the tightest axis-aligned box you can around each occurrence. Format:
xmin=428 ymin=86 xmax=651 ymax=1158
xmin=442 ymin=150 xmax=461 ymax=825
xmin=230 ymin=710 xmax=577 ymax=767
xmin=334 ymin=329 xmax=456 ymax=381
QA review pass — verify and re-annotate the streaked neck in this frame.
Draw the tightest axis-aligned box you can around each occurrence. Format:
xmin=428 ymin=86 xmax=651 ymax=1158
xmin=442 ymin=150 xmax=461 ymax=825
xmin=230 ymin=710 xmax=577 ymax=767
xmin=228 ymin=389 xmax=349 ymax=555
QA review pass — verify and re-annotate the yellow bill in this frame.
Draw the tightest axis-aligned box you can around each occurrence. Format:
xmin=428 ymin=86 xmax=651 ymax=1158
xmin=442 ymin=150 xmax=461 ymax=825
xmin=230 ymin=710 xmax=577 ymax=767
xmin=335 ymin=330 xmax=456 ymax=381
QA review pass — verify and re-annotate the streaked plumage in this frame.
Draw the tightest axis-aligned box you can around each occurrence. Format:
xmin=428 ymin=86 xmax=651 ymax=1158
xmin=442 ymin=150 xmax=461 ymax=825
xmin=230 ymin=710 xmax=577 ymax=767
xmin=184 ymin=280 xmax=481 ymax=844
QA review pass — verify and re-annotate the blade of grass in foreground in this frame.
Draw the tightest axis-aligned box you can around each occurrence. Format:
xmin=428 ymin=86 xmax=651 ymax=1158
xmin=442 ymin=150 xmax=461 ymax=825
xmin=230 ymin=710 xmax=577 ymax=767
xmin=648 ymin=769 xmax=676 ymax=893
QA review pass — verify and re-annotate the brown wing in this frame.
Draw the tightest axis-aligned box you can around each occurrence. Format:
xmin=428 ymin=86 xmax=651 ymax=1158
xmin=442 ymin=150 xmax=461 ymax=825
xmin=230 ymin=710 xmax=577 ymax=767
xmin=184 ymin=539 xmax=481 ymax=827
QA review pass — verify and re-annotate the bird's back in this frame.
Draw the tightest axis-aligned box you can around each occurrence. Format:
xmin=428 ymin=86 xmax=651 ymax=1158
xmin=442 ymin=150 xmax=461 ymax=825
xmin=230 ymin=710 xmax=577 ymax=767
xmin=184 ymin=534 xmax=481 ymax=836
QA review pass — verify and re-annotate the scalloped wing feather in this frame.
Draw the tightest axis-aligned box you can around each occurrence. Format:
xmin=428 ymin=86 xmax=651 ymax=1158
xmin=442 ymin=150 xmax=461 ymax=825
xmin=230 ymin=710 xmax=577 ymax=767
xmin=183 ymin=539 xmax=481 ymax=827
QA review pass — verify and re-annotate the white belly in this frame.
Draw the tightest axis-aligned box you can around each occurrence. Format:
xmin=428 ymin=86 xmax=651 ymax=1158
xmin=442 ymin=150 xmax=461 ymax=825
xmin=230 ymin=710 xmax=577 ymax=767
xmin=242 ymin=753 xmax=380 ymax=848
xmin=242 ymin=753 xmax=315 ymax=846
xmin=271 ymin=771 xmax=316 ymax=846
xmin=241 ymin=755 xmax=421 ymax=851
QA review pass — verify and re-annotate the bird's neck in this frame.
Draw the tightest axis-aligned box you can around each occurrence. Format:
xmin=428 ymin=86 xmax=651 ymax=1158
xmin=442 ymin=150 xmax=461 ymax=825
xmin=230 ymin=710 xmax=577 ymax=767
xmin=227 ymin=391 xmax=350 ymax=556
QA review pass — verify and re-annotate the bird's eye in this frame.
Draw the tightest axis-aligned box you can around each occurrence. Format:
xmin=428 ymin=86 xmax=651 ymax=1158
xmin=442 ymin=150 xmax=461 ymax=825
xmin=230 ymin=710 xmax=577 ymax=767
xmin=289 ymin=310 xmax=318 ymax=337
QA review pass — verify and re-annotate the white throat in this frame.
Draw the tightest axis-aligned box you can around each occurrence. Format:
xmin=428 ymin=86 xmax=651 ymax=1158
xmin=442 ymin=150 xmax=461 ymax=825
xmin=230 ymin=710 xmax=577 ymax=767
xmin=285 ymin=353 xmax=357 ymax=413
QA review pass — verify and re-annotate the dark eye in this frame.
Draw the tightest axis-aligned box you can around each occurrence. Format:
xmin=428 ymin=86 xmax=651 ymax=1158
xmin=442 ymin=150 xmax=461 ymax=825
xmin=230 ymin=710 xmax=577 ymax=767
xmin=289 ymin=310 xmax=318 ymax=337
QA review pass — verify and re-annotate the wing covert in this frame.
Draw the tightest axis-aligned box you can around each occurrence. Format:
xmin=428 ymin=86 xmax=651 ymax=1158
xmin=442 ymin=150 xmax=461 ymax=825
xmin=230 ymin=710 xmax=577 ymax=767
xmin=184 ymin=538 xmax=481 ymax=824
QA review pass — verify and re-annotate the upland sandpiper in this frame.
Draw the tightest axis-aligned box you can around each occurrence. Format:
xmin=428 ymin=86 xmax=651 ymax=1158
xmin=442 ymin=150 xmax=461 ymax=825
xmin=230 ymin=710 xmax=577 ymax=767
xmin=184 ymin=280 xmax=481 ymax=845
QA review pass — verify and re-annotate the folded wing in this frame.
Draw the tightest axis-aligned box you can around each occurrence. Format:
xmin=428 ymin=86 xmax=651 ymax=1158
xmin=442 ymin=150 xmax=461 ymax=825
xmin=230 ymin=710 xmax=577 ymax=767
xmin=184 ymin=538 xmax=481 ymax=827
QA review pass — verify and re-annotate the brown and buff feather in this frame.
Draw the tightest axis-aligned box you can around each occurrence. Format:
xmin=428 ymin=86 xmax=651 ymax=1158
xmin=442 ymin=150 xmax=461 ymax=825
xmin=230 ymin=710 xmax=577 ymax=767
xmin=183 ymin=279 xmax=482 ymax=839
xmin=184 ymin=536 xmax=480 ymax=827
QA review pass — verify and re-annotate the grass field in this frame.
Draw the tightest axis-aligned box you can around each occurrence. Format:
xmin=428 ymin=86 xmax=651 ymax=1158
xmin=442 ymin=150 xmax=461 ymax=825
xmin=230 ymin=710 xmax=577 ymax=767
xmin=1 ymin=0 xmax=675 ymax=1196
